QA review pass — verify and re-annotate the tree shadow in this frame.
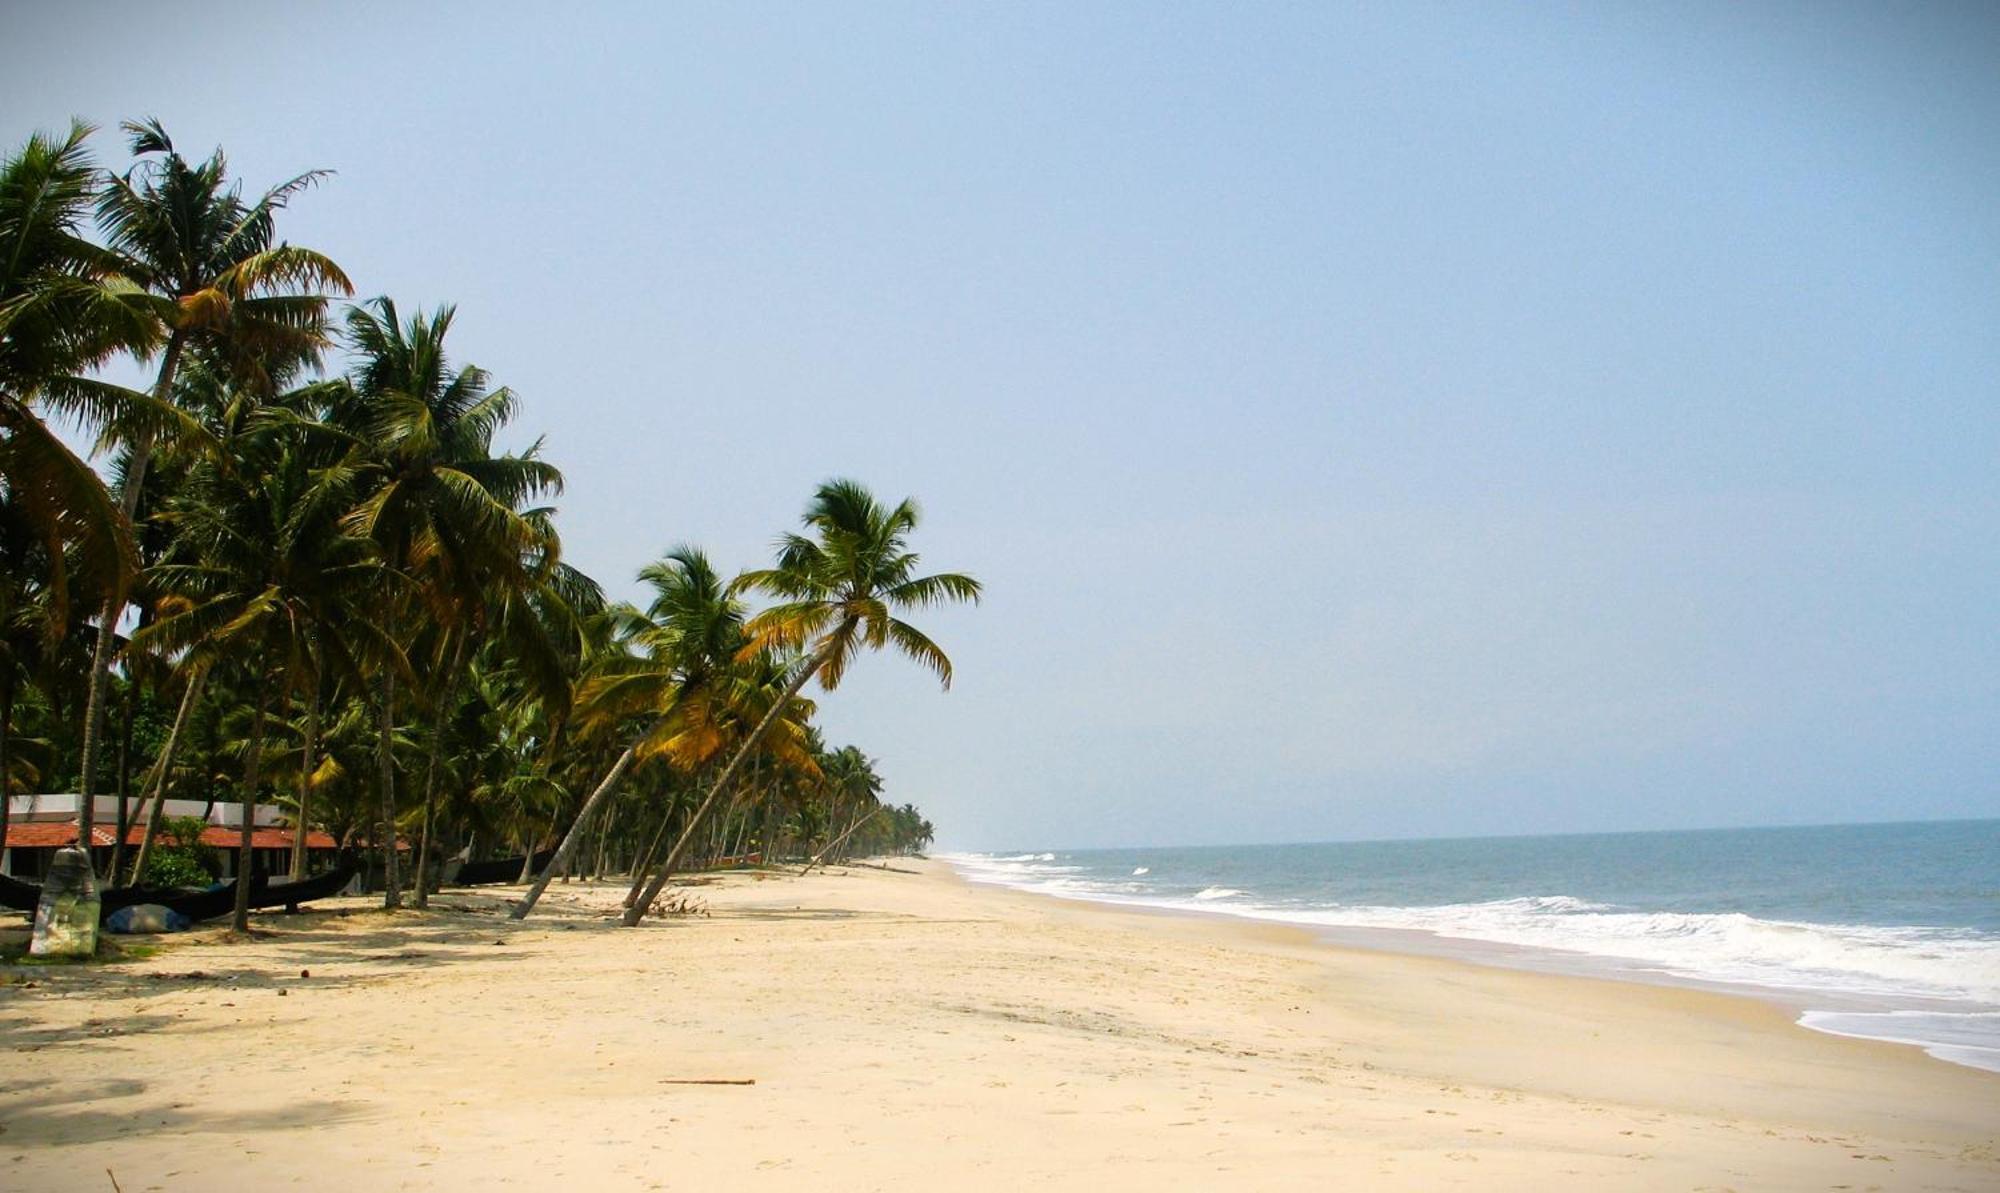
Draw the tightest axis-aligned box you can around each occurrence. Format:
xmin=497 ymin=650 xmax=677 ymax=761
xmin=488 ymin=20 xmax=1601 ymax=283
xmin=721 ymin=907 xmax=883 ymax=923
xmin=0 ymin=1075 xmax=368 ymax=1147
xmin=0 ymin=1076 xmax=148 ymax=1104
xmin=0 ymin=1011 xmax=207 ymax=1049
xmin=0 ymin=916 xmax=548 ymax=1010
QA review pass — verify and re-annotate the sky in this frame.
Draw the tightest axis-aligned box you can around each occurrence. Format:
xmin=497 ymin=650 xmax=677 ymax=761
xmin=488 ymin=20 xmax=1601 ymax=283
xmin=5 ymin=2 xmax=1997 ymax=850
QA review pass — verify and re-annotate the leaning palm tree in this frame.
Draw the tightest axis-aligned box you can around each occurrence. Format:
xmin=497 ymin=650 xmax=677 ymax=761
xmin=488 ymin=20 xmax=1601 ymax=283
xmin=72 ymin=119 xmax=350 ymax=854
xmin=512 ymin=546 xmax=784 ymax=918
xmin=618 ymin=479 xmax=979 ymax=926
xmin=800 ymin=744 xmax=884 ymax=873
xmin=406 ymin=552 xmax=592 ymax=907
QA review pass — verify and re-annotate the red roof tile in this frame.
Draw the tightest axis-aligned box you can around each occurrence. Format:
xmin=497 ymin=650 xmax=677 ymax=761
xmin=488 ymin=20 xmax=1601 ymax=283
xmin=3 ymin=824 xmax=338 ymax=850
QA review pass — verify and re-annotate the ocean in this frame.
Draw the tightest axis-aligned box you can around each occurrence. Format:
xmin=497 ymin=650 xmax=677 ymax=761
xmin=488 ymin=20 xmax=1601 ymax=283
xmin=942 ymin=819 xmax=2000 ymax=1073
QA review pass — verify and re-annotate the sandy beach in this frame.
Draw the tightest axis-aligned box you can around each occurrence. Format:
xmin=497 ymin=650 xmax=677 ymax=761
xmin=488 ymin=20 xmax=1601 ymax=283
xmin=2 ymin=861 xmax=1995 ymax=1192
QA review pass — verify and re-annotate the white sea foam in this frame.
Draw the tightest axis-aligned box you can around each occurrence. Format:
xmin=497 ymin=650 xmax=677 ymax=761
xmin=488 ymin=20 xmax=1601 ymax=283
xmin=1799 ymin=1010 xmax=2000 ymax=1072
xmin=1132 ymin=867 xmax=1150 ymax=876
xmin=937 ymin=852 xmax=1087 ymax=891
xmin=1245 ymin=900 xmax=2000 ymax=1006
xmin=940 ymin=849 xmax=2000 ymax=1073
xmin=940 ymin=854 xmax=2000 ymax=1007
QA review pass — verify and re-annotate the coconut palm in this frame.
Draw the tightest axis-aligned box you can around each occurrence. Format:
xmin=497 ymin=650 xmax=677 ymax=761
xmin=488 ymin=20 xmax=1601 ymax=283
xmin=407 ymin=553 xmax=596 ymax=906
xmin=0 ymin=488 xmax=64 ymax=854
xmin=0 ymin=122 xmax=152 ymax=635
xmin=335 ymin=297 xmax=563 ymax=907
xmin=512 ymin=546 xmax=805 ymax=918
xmin=620 ymin=479 xmax=979 ymax=926
xmin=124 ymin=369 xmax=346 ymax=883
xmin=800 ymin=744 xmax=884 ymax=873
xmin=72 ymin=119 xmax=351 ymax=854
xmin=263 ymin=691 xmax=381 ymax=856
xmin=136 ymin=408 xmax=395 ymax=930
xmin=122 ymin=662 xmax=208 ymax=885
xmin=4 ymin=118 xmax=961 ymax=934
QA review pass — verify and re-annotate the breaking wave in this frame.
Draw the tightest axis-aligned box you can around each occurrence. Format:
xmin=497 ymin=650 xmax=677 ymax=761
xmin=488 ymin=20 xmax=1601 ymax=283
xmin=938 ymin=848 xmax=2000 ymax=1071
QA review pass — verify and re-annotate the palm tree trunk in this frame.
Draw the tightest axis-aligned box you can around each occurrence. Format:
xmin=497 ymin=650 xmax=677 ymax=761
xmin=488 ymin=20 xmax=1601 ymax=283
xmin=622 ymin=807 xmax=673 ymax=909
xmin=819 ymin=794 xmax=844 ymax=862
xmin=621 ymin=639 xmax=836 ymax=928
xmin=593 ymin=804 xmax=617 ymax=880
xmin=128 ymin=668 xmax=205 ymax=885
xmin=412 ymin=660 xmax=462 ymax=910
xmin=702 ymin=810 xmax=723 ymax=869
xmin=74 ymin=619 xmax=116 ymax=867
xmin=508 ymin=745 xmax=635 ymax=920
xmin=230 ymin=678 xmax=274 ymax=933
xmin=377 ymin=668 xmax=401 ymax=908
xmin=803 ymin=806 xmax=884 ymax=875
xmin=727 ymin=810 xmax=749 ymax=866
xmin=199 ymin=749 xmax=217 ymax=822
xmin=0 ymin=684 xmax=13 ymax=877
xmin=758 ymin=799 xmax=782 ymax=865
xmin=73 ymin=332 xmax=184 ymax=868
xmin=109 ymin=678 xmax=138 ymax=883
xmin=289 ymin=684 xmax=319 ymax=880
xmin=516 ymin=829 xmax=543 ymax=883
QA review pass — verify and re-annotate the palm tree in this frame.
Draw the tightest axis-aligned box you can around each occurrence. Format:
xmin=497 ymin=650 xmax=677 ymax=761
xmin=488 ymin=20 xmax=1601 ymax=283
xmin=264 ymin=690 xmax=379 ymax=857
xmin=72 ymin=120 xmax=350 ymax=856
xmin=407 ymin=559 xmax=593 ymax=906
xmin=336 ymin=297 xmax=563 ymax=907
xmin=125 ymin=370 xmax=345 ymax=885
xmin=619 ymin=479 xmax=979 ymax=926
xmin=122 ymin=661 xmax=207 ymax=885
xmin=136 ymin=407 xmax=392 ymax=930
xmin=801 ymin=744 xmax=884 ymax=873
xmin=512 ymin=546 xmax=793 ymax=918
xmin=0 ymin=122 xmax=151 ymax=640
xmin=0 ymin=487 xmax=68 ymax=858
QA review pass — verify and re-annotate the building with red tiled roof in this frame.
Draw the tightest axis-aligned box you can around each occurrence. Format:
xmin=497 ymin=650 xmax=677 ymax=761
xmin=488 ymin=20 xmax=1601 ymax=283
xmin=2 ymin=795 xmax=345 ymax=880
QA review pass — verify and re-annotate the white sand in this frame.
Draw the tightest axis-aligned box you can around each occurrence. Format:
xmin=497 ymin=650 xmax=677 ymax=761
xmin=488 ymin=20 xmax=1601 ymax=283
xmin=1 ymin=860 xmax=1994 ymax=1190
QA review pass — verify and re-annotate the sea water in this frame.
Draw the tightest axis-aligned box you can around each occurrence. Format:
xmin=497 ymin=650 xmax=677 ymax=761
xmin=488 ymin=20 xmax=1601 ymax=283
xmin=943 ymin=820 xmax=2000 ymax=1072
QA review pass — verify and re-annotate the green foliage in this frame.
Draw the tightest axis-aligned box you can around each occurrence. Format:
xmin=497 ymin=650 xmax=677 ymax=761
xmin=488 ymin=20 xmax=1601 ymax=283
xmin=737 ymin=478 xmax=982 ymax=692
xmin=139 ymin=849 xmax=212 ymax=889
xmin=3 ymin=121 xmax=972 ymax=908
xmin=140 ymin=814 xmax=219 ymax=887
xmin=121 ymin=676 xmax=176 ymax=766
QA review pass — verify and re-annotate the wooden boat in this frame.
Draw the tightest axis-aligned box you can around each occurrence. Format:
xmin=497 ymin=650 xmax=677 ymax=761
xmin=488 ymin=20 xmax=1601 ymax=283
xmin=0 ymin=870 xmax=51 ymax=913
xmin=0 ymin=864 xmax=357 ymax=924
xmin=248 ymin=861 xmax=359 ymax=911
xmin=449 ymin=850 xmax=554 ymax=887
xmin=122 ymin=880 xmax=244 ymax=926
xmin=0 ymin=870 xmax=254 ymax=925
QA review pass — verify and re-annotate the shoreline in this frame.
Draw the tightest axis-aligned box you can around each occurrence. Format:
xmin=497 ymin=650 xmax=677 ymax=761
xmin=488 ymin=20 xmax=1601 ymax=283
xmin=2 ymin=860 xmax=1996 ymax=1190
xmin=954 ymin=867 xmax=2000 ymax=1070
xmin=940 ymin=860 xmax=1984 ymax=1063
xmin=942 ymin=845 xmax=2000 ymax=1075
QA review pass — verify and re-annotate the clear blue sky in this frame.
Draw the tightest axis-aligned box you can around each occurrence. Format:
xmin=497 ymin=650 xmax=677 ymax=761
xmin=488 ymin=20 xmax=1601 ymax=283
xmin=7 ymin=2 xmax=1997 ymax=849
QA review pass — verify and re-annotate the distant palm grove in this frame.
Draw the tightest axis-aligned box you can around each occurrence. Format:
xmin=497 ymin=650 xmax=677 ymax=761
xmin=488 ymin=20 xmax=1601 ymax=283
xmin=0 ymin=119 xmax=977 ymax=931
